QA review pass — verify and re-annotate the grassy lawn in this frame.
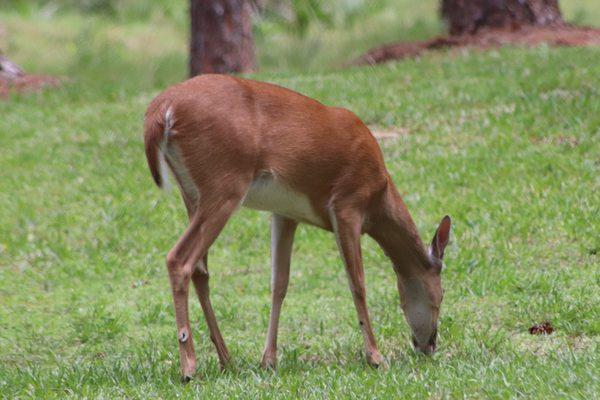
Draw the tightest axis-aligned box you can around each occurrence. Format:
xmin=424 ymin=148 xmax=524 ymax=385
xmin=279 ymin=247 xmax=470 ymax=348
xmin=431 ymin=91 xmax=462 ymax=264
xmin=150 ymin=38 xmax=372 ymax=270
xmin=1 ymin=2 xmax=599 ymax=398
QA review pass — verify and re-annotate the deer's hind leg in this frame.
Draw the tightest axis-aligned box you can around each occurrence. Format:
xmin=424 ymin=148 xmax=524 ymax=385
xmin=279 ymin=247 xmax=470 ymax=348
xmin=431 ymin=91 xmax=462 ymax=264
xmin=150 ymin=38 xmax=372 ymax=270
xmin=191 ymin=255 xmax=231 ymax=368
xmin=166 ymin=179 xmax=249 ymax=381
xmin=179 ymin=193 xmax=231 ymax=369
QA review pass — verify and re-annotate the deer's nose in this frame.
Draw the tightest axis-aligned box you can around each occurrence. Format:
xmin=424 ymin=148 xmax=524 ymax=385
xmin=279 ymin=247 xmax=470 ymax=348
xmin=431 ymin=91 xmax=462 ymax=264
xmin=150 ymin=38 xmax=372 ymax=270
xmin=412 ymin=337 xmax=436 ymax=355
xmin=412 ymin=328 xmax=437 ymax=355
xmin=421 ymin=343 xmax=436 ymax=355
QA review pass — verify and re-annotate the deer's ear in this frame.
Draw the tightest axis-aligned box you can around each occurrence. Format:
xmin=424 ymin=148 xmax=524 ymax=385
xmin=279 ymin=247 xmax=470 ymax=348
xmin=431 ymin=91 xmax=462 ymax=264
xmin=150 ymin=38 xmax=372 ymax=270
xmin=431 ymin=215 xmax=451 ymax=260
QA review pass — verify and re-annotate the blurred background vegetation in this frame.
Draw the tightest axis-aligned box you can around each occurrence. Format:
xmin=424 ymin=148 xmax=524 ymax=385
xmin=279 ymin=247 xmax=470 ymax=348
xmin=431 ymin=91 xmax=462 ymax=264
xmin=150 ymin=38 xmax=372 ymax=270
xmin=1 ymin=0 xmax=599 ymax=78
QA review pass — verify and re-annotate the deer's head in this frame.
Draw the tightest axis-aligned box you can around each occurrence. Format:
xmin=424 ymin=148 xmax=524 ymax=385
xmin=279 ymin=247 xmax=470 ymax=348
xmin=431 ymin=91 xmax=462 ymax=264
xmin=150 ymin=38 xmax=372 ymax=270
xmin=397 ymin=216 xmax=451 ymax=355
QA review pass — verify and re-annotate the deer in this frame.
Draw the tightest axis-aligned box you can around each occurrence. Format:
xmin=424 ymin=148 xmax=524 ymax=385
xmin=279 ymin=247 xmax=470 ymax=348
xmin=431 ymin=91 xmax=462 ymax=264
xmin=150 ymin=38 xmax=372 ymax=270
xmin=143 ymin=74 xmax=451 ymax=381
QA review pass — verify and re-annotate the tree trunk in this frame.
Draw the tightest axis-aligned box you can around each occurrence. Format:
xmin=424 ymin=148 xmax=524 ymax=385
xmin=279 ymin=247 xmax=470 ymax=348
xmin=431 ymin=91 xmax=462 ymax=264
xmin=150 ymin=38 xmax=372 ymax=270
xmin=441 ymin=0 xmax=563 ymax=35
xmin=189 ymin=0 xmax=256 ymax=76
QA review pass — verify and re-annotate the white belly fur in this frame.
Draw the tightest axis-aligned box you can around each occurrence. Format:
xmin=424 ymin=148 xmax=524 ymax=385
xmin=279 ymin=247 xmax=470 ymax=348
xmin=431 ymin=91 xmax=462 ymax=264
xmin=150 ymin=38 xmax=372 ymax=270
xmin=242 ymin=175 xmax=324 ymax=226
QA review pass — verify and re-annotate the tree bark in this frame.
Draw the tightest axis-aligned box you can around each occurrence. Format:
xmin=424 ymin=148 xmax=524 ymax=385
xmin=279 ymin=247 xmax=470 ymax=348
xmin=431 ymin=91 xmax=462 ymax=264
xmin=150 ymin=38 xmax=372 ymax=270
xmin=189 ymin=0 xmax=256 ymax=76
xmin=441 ymin=0 xmax=563 ymax=35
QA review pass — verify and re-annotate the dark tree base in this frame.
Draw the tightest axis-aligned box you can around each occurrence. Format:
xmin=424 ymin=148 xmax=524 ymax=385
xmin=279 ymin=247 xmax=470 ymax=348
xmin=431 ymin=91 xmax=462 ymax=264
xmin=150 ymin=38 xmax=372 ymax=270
xmin=441 ymin=0 xmax=563 ymax=35
xmin=355 ymin=25 xmax=600 ymax=66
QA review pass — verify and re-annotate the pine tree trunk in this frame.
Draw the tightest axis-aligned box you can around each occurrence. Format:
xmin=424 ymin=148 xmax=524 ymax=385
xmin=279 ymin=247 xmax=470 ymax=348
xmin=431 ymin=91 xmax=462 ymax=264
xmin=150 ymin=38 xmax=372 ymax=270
xmin=441 ymin=0 xmax=563 ymax=35
xmin=189 ymin=0 xmax=256 ymax=76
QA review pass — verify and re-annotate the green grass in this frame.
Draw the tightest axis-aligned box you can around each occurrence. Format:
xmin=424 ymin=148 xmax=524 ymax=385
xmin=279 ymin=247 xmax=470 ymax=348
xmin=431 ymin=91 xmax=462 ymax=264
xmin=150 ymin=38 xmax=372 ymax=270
xmin=1 ymin=2 xmax=599 ymax=398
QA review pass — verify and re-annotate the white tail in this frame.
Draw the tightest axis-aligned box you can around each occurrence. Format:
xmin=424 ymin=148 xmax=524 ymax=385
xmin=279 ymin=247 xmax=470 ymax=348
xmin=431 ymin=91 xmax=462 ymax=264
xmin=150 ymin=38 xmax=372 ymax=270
xmin=157 ymin=151 xmax=171 ymax=192
xmin=143 ymin=74 xmax=451 ymax=380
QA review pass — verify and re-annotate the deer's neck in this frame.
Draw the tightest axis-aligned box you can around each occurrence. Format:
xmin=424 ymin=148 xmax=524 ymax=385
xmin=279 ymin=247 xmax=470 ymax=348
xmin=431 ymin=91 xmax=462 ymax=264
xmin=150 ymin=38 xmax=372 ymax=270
xmin=368 ymin=184 xmax=430 ymax=275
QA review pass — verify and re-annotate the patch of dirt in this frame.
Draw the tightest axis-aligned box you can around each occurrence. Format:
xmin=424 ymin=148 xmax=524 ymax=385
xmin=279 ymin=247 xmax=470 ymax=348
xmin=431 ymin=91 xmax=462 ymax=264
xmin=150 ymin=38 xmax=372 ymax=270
xmin=529 ymin=321 xmax=554 ymax=335
xmin=530 ymin=134 xmax=580 ymax=148
xmin=356 ymin=25 xmax=600 ymax=65
xmin=0 ymin=74 xmax=62 ymax=98
xmin=298 ymin=354 xmax=324 ymax=363
xmin=131 ymin=279 xmax=149 ymax=289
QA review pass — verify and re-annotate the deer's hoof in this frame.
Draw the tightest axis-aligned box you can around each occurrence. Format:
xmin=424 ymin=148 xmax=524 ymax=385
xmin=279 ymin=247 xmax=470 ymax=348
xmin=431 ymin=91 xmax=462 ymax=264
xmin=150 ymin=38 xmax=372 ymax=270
xmin=260 ymin=354 xmax=277 ymax=370
xmin=366 ymin=351 xmax=386 ymax=369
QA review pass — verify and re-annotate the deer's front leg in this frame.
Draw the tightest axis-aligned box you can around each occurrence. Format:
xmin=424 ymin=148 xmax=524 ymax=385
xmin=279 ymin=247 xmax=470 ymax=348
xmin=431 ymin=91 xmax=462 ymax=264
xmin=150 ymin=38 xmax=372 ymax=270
xmin=261 ymin=214 xmax=297 ymax=369
xmin=330 ymin=208 xmax=384 ymax=367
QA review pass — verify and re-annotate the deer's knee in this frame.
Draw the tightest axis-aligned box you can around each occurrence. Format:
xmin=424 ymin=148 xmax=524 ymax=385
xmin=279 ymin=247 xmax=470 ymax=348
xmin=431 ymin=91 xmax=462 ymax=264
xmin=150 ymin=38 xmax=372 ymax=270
xmin=166 ymin=251 xmax=192 ymax=293
xmin=166 ymin=250 xmax=181 ymax=272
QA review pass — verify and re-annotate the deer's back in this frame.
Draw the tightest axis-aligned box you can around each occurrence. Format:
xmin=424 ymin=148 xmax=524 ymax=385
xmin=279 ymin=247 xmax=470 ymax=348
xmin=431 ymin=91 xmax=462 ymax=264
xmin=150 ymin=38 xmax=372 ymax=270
xmin=148 ymin=75 xmax=389 ymax=227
